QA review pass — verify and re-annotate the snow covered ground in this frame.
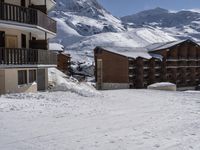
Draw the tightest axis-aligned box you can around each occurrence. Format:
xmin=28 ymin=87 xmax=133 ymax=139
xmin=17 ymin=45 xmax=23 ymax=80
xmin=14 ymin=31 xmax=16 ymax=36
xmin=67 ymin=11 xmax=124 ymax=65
xmin=1 ymin=89 xmax=200 ymax=150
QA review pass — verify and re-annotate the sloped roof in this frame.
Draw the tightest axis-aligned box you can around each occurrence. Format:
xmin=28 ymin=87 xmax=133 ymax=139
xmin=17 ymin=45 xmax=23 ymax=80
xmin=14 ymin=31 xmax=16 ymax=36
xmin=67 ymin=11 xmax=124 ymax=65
xmin=146 ymin=40 xmax=185 ymax=52
xmin=97 ymin=39 xmax=199 ymax=60
xmin=146 ymin=39 xmax=199 ymax=52
xmin=99 ymin=46 xmax=153 ymax=59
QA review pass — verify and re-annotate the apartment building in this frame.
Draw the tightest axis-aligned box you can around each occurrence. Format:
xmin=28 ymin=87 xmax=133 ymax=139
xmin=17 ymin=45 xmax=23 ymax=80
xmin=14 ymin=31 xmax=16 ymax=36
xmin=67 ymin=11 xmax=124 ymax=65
xmin=0 ymin=0 xmax=57 ymax=94
xmin=94 ymin=39 xmax=200 ymax=90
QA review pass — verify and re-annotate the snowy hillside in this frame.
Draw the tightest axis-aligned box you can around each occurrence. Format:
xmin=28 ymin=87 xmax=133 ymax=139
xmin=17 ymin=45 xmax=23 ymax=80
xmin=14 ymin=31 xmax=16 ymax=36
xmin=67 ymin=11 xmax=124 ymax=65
xmin=49 ymin=1 xmax=200 ymax=64
xmin=49 ymin=0 xmax=125 ymax=37
xmin=67 ymin=27 xmax=176 ymax=62
xmin=49 ymin=0 xmax=177 ymax=63
xmin=121 ymin=7 xmax=200 ymax=40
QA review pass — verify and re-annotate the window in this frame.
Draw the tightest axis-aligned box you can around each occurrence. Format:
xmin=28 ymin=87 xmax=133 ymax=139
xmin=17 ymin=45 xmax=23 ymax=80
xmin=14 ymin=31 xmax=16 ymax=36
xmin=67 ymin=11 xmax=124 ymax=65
xmin=29 ymin=70 xmax=36 ymax=83
xmin=0 ymin=31 xmax=5 ymax=47
xmin=18 ymin=70 xmax=27 ymax=85
xmin=21 ymin=34 xmax=26 ymax=48
xmin=32 ymin=37 xmax=36 ymax=40
xmin=21 ymin=0 xmax=26 ymax=7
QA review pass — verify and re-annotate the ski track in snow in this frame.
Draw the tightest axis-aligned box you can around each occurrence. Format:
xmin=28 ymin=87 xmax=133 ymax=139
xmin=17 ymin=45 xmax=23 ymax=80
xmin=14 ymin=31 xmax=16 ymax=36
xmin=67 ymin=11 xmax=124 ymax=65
xmin=0 ymin=90 xmax=200 ymax=150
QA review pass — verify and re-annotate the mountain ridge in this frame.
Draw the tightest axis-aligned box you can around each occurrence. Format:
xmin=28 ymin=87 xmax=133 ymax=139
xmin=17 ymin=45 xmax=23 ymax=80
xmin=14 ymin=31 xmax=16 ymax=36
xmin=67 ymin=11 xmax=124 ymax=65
xmin=49 ymin=0 xmax=200 ymax=63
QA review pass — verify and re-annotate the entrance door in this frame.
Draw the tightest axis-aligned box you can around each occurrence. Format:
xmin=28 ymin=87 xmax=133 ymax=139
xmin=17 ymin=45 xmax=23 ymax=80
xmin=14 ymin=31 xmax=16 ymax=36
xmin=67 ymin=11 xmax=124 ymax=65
xmin=97 ymin=59 xmax=103 ymax=90
xmin=0 ymin=31 xmax=5 ymax=47
xmin=5 ymin=35 xmax=18 ymax=48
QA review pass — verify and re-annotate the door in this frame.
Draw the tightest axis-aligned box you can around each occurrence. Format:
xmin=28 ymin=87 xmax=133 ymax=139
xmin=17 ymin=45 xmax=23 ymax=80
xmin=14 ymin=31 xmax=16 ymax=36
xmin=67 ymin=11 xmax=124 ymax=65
xmin=97 ymin=59 xmax=103 ymax=90
xmin=5 ymin=35 xmax=18 ymax=48
xmin=0 ymin=31 xmax=5 ymax=47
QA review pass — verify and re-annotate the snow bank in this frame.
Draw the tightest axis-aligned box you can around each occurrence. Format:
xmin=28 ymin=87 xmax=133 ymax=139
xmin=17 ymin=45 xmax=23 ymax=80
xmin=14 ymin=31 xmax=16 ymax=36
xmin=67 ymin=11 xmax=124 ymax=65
xmin=48 ymin=68 xmax=99 ymax=97
xmin=147 ymin=82 xmax=177 ymax=91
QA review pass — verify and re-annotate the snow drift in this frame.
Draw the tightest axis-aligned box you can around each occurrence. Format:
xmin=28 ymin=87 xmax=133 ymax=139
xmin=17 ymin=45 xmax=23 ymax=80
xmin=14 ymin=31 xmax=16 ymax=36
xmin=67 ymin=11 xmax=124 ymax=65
xmin=48 ymin=68 xmax=99 ymax=97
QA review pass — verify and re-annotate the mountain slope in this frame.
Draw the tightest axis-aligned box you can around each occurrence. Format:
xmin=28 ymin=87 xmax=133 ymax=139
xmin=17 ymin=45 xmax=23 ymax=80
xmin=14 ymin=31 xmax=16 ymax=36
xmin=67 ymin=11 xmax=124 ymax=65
xmin=121 ymin=7 xmax=200 ymax=40
xmin=50 ymin=0 xmax=125 ymax=37
xmin=49 ymin=0 xmax=178 ymax=64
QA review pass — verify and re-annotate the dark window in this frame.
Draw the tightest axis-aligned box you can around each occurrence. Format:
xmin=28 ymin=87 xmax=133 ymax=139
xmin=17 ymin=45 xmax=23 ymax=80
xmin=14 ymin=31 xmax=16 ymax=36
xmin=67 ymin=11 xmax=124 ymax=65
xmin=32 ymin=37 xmax=36 ymax=40
xmin=29 ymin=70 xmax=36 ymax=83
xmin=21 ymin=0 xmax=26 ymax=7
xmin=0 ymin=31 xmax=5 ymax=47
xmin=21 ymin=34 xmax=26 ymax=48
xmin=18 ymin=70 xmax=27 ymax=85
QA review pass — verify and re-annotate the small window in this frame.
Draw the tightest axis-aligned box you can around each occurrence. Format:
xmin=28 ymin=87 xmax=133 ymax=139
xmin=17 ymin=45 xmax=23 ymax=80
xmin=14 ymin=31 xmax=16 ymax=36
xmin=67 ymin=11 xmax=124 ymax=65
xmin=18 ymin=70 xmax=27 ymax=85
xmin=32 ymin=37 xmax=36 ymax=40
xmin=29 ymin=70 xmax=36 ymax=83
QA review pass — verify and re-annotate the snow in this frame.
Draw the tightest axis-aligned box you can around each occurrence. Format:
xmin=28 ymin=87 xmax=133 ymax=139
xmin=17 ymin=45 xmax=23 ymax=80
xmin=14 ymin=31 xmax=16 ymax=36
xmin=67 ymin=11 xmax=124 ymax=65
xmin=66 ymin=27 xmax=176 ymax=62
xmin=49 ymin=43 xmax=64 ymax=51
xmin=49 ymin=1 xmax=177 ymax=63
xmin=1 ymin=89 xmax=200 ymax=149
xmin=148 ymin=82 xmax=177 ymax=91
xmin=146 ymin=40 xmax=186 ymax=52
xmin=48 ymin=68 xmax=99 ymax=97
xmin=100 ymin=47 xmax=152 ymax=59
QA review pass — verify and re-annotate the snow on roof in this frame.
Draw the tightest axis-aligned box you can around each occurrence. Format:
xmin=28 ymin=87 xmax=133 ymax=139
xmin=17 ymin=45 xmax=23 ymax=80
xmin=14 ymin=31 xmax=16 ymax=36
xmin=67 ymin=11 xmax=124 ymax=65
xmin=146 ymin=40 xmax=186 ymax=52
xmin=49 ymin=43 xmax=64 ymax=51
xmin=97 ymin=39 xmax=199 ymax=60
xmin=100 ymin=46 xmax=153 ymax=59
xmin=147 ymin=39 xmax=199 ymax=52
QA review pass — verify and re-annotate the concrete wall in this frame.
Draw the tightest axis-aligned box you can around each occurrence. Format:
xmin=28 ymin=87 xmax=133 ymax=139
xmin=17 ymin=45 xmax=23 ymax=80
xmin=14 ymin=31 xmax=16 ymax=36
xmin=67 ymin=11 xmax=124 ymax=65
xmin=0 ymin=28 xmax=40 ymax=48
xmin=5 ymin=0 xmax=45 ymax=7
xmin=101 ymin=83 xmax=129 ymax=90
xmin=4 ymin=0 xmax=22 ymax=6
xmin=4 ymin=0 xmax=53 ymax=11
xmin=0 ymin=68 xmax=38 ymax=94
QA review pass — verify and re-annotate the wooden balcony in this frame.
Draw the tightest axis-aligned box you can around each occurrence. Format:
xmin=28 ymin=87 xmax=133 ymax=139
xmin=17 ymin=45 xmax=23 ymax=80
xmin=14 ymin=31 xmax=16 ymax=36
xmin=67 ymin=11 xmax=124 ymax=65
xmin=0 ymin=48 xmax=57 ymax=66
xmin=29 ymin=40 xmax=48 ymax=50
xmin=29 ymin=5 xmax=47 ymax=14
xmin=0 ymin=2 xmax=56 ymax=33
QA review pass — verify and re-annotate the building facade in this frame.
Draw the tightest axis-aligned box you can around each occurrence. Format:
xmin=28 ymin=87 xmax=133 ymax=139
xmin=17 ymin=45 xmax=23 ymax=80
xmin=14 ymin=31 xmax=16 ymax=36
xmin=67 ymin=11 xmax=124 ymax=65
xmin=0 ymin=0 xmax=57 ymax=94
xmin=94 ymin=40 xmax=200 ymax=90
xmin=57 ymin=53 xmax=71 ymax=74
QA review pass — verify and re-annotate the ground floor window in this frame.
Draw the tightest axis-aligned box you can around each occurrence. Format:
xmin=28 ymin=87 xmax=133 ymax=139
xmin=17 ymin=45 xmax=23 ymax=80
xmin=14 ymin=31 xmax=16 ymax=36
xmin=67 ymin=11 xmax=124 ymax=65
xmin=18 ymin=70 xmax=27 ymax=85
xmin=29 ymin=70 xmax=36 ymax=83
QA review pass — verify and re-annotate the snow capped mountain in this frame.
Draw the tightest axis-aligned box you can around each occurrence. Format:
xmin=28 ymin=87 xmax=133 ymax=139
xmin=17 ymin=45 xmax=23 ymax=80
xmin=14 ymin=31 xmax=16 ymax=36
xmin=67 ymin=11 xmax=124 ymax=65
xmin=50 ymin=0 xmax=125 ymax=37
xmin=121 ymin=7 xmax=200 ymax=40
xmin=49 ymin=0 xmax=178 ymax=64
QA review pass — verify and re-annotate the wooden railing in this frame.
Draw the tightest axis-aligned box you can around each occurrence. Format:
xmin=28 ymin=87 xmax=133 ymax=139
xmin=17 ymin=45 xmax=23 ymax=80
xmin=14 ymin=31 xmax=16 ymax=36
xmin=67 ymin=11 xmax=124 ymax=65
xmin=0 ymin=48 xmax=57 ymax=65
xmin=0 ymin=2 xmax=56 ymax=33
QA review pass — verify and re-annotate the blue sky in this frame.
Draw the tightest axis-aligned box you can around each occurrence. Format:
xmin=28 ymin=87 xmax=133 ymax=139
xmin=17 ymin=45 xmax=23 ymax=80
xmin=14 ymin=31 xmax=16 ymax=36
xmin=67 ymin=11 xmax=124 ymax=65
xmin=98 ymin=0 xmax=200 ymax=17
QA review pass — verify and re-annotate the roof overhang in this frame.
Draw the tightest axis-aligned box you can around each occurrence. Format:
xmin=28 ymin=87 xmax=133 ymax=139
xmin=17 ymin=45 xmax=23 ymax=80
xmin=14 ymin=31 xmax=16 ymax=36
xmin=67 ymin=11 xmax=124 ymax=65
xmin=0 ymin=20 xmax=56 ymax=39
xmin=0 ymin=64 xmax=57 ymax=69
xmin=31 ymin=0 xmax=56 ymax=11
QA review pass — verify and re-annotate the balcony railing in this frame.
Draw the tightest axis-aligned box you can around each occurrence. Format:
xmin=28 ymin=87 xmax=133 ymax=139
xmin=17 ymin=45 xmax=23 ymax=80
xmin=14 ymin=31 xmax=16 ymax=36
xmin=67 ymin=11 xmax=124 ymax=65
xmin=0 ymin=48 xmax=57 ymax=65
xmin=0 ymin=2 xmax=56 ymax=33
